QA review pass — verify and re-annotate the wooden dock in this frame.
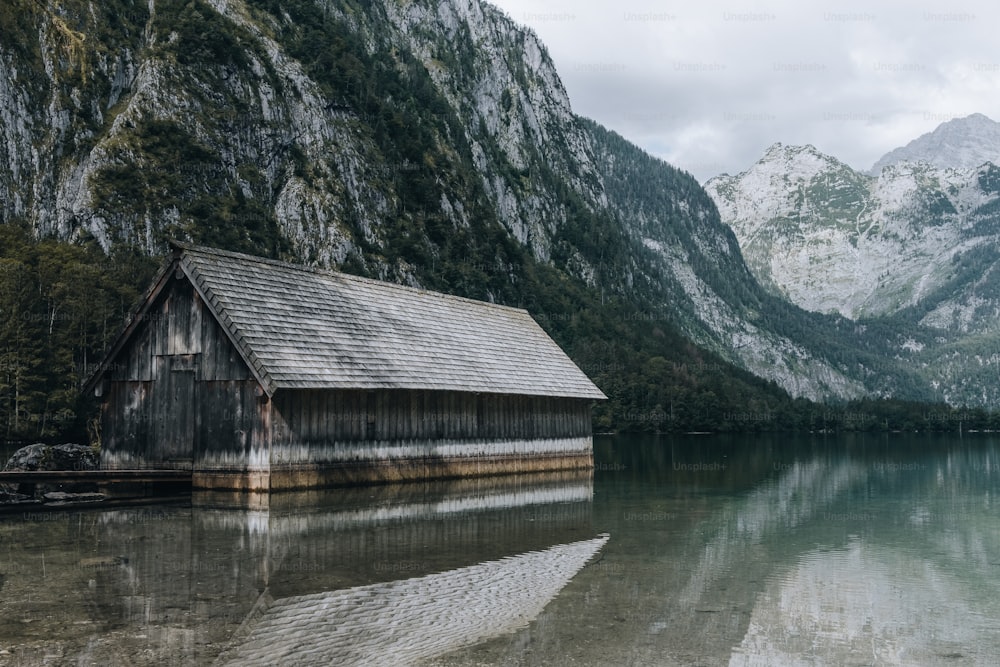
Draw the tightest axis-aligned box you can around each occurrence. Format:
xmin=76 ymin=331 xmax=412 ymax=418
xmin=0 ymin=470 xmax=191 ymax=484
xmin=1 ymin=469 xmax=192 ymax=513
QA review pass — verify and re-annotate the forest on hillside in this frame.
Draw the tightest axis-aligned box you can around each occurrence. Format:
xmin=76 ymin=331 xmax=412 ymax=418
xmin=0 ymin=225 xmax=157 ymax=445
xmin=1 ymin=224 xmax=995 ymax=448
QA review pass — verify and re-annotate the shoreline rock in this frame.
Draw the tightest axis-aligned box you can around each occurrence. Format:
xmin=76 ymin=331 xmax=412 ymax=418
xmin=1 ymin=443 xmax=101 ymax=502
xmin=3 ymin=443 xmax=99 ymax=473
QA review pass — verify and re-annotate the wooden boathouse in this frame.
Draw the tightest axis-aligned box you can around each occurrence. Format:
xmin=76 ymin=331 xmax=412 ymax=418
xmin=84 ymin=243 xmax=605 ymax=491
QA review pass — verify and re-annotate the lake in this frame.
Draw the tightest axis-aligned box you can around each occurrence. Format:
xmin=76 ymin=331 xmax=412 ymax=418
xmin=2 ymin=433 xmax=1000 ymax=666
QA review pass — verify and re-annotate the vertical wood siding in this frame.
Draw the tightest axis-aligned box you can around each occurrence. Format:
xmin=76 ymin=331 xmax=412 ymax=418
xmin=270 ymin=390 xmax=591 ymax=449
xmin=102 ymin=279 xmax=261 ymax=469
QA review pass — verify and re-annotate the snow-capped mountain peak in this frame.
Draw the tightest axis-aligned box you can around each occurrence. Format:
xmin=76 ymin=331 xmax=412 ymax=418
xmin=870 ymin=113 xmax=1000 ymax=174
xmin=707 ymin=140 xmax=1000 ymax=323
xmin=707 ymin=124 xmax=1000 ymax=407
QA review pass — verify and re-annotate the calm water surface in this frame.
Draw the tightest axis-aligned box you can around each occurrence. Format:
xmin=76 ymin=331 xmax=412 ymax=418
xmin=2 ymin=434 xmax=1000 ymax=666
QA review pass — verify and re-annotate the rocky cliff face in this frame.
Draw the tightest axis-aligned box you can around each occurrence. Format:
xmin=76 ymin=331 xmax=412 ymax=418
xmin=706 ymin=136 xmax=1000 ymax=406
xmin=706 ymin=143 xmax=1000 ymax=326
xmin=0 ymin=0 xmax=953 ymax=404
xmin=584 ymin=125 xmax=867 ymax=400
xmin=1 ymin=0 xmax=607 ymax=270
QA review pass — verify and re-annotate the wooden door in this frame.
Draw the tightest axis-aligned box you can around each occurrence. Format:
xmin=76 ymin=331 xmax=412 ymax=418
xmin=153 ymin=355 xmax=198 ymax=467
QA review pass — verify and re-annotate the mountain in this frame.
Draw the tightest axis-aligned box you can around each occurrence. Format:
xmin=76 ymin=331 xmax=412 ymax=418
xmin=706 ymin=143 xmax=1000 ymax=324
xmin=871 ymin=113 xmax=1000 ymax=174
xmin=0 ymin=0 xmax=975 ymax=439
xmin=581 ymin=124 xmax=898 ymax=401
xmin=707 ymin=143 xmax=872 ymax=314
xmin=706 ymin=138 xmax=1000 ymax=407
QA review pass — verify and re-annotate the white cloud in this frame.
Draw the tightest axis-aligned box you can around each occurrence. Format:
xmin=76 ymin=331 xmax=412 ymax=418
xmin=488 ymin=0 xmax=1000 ymax=181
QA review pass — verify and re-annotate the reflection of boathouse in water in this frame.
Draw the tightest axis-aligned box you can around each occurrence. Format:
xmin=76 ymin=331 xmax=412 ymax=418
xmin=216 ymin=536 xmax=608 ymax=667
xmin=85 ymin=243 xmax=605 ymax=490
xmin=62 ymin=473 xmax=601 ymax=665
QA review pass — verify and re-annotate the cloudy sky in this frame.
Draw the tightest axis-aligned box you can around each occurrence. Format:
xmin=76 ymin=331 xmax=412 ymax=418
xmin=487 ymin=0 xmax=1000 ymax=182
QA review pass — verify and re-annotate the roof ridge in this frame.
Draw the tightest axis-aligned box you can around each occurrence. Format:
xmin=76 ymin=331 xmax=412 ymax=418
xmin=172 ymin=241 xmax=532 ymax=317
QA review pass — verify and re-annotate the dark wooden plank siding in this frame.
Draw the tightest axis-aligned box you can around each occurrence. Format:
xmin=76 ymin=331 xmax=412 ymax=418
xmin=100 ymin=381 xmax=153 ymax=467
xmin=110 ymin=278 xmax=249 ymax=383
xmin=102 ymin=278 xmax=261 ymax=468
xmin=150 ymin=293 xmax=166 ymax=356
xmin=269 ymin=389 xmax=593 ymax=451
xmin=149 ymin=355 xmax=196 ymax=465
xmin=196 ymin=379 xmax=261 ymax=467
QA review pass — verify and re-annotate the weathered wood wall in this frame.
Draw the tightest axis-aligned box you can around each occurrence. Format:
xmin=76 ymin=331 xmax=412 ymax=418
xmin=101 ymin=277 xmax=263 ymax=470
xmin=262 ymin=390 xmax=594 ymax=487
xmin=269 ymin=390 xmax=591 ymax=446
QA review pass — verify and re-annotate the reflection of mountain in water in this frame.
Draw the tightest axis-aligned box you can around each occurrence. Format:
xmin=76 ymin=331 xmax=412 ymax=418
xmin=671 ymin=442 xmax=1000 ymax=665
xmin=676 ymin=458 xmax=866 ymax=608
xmin=216 ymin=536 xmax=608 ymax=667
xmin=558 ymin=437 xmax=1000 ymax=667
xmin=730 ymin=540 xmax=1000 ymax=666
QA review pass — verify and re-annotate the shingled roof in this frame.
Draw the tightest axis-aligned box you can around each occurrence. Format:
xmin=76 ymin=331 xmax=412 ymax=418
xmin=90 ymin=243 xmax=606 ymax=400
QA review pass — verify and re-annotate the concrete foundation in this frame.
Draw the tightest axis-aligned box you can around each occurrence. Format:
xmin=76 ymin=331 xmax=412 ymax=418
xmin=192 ymin=451 xmax=594 ymax=492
